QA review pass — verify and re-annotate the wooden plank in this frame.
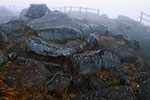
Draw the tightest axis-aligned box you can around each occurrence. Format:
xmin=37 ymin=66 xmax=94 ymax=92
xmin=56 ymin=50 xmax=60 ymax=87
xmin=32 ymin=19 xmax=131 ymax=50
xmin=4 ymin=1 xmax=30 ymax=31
xmin=79 ymin=7 xmax=81 ymax=13
xmin=140 ymin=12 xmax=144 ymax=23
xmin=143 ymin=12 xmax=150 ymax=18
xmin=70 ymin=6 xmax=72 ymax=13
xmin=97 ymin=9 xmax=100 ymax=16
xmin=142 ymin=18 xmax=150 ymax=23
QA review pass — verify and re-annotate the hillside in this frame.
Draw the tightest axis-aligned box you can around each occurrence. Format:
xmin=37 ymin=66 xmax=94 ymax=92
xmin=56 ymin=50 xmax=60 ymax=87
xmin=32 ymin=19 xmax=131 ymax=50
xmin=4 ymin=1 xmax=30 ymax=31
xmin=0 ymin=4 xmax=150 ymax=100
xmin=68 ymin=12 xmax=150 ymax=62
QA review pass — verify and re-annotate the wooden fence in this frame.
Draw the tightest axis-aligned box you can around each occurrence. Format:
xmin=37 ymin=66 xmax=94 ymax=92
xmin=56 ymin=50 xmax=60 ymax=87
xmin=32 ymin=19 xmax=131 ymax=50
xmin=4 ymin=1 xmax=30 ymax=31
xmin=49 ymin=6 xmax=100 ymax=16
xmin=4 ymin=5 xmax=100 ymax=16
xmin=140 ymin=12 xmax=150 ymax=24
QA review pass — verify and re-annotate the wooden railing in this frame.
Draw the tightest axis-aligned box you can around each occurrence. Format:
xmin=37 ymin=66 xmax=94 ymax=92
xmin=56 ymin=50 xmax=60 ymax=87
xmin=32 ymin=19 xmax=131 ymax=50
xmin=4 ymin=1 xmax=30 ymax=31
xmin=3 ymin=5 xmax=100 ymax=16
xmin=49 ymin=6 xmax=100 ymax=16
xmin=140 ymin=12 xmax=150 ymax=24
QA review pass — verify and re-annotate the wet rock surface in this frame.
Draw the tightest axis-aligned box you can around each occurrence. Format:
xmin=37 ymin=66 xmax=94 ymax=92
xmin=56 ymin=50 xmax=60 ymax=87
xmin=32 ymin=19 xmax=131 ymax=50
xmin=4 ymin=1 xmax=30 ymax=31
xmin=19 ymin=62 xmax=52 ymax=86
xmin=71 ymin=86 xmax=137 ymax=100
xmin=26 ymin=36 xmax=76 ymax=57
xmin=25 ymin=4 xmax=50 ymax=19
xmin=45 ymin=73 xmax=71 ymax=92
xmin=20 ymin=4 xmax=50 ymax=21
xmin=137 ymin=78 xmax=150 ymax=100
xmin=89 ymin=76 xmax=106 ymax=90
xmin=0 ymin=50 xmax=7 ymax=66
xmin=72 ymin=51 xmax=102 ymax=74
xmin=0 ymin=20 xmax=25 ymax=35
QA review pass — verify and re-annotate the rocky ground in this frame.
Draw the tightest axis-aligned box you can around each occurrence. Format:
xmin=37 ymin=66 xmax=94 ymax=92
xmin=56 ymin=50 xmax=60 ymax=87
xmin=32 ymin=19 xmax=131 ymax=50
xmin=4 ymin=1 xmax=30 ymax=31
xmin=0 ymin=4 xmax=150 ymax=100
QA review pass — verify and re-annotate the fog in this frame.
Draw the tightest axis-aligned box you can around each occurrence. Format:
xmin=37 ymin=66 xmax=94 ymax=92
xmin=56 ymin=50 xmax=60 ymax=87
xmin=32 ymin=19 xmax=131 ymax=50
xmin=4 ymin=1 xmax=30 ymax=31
xmin=0 ymin=0 xmax=150 ymax=21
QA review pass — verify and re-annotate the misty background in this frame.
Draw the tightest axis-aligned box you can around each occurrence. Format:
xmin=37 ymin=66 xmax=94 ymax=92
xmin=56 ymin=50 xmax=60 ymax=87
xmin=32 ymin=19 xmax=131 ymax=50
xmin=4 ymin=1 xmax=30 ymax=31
xmin=0 ymin=0 xmax=150 ymax=23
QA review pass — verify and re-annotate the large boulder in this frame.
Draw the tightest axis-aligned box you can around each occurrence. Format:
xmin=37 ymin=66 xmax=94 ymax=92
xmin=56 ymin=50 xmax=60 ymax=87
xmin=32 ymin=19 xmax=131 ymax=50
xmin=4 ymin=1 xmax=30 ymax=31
xmin=100 ymin=50 xmax=122 ymax=76
xmin=0 ymin=50 xmax=7 ymax=66
xmin=20 ymin=4 xmax=50 ymax=21
xmin=137 ymin=78 xmax=150 ymax=100
xmin=0 ymin=20 xmax=25 ymax=35
xmin=89 ymin=24 xmax=108 ymax=35
xmin=101 ymin=51 xmax=121 ymax=70
xmin=25 ymin=4 xmax=50 ymax=19
xmin=26 ymin=36 xmax=76 ymax=57
xmin=28 ymin=11 xmax=90 ymax=40
xmin=72 ymin=51 xmax=102 ymax=74
xmin=86 ymin=34 xmax=99 ymax=50
xmin=19 ymin=61 xmax=52 ymax=86
xmin=20 ymin=8 xmax=31 ymax=22
xmin=71 ymin=86 xmax=137 ymax=100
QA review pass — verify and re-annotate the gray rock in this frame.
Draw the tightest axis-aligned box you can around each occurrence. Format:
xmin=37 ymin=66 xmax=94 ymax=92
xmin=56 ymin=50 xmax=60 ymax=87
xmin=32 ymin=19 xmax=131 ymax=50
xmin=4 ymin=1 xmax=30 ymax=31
xmin=120 ymin=76 xmax=131 ymax=86
xmin=7 ymin=52 xmax=17 ymax=60
xmin=0 ymin=50 xmax=7 ymax=66
xmin=89 ymin=24 xmax=108 ymax=35
xmin=89 ymin=76 xmax=106 ymax=90
xmin=0 ymin=20 xmax=25 ymax=35
xmin=86 ymin=34 xmax=99 ymax=50
xmin=71 ymin=86 xmax=137 ymax=100
xmin=76 ymin=41 xmax=87 ymax=52
xmin=19 ymin=62 xmax=52 ymax=86
xmin=26 ymin=36 xmax=76 ymax=57
xmin=45 ymin=73 xmax=71 ymax=92
xmin=101 ymin=51 xmax=122 ymax=75
xmin=25 ymin=4 xmax=50 ymax=19
xmin=20 ymin=8 xmax=32 ymax=22
xmin=135 ymin=60 xmax=150 ymax=73
xmin=72 ymin=51 xmax=102 ymax=74
xmin=137 ymin=78 xmax=150 ymax=100
xmin=71 ymin=75 xmax=88 ymax=91
xmin=0 ymin=28 xmax=8 ymax=43
xmin=127 ymin=40 xmax=140 ymax=49
xmin=28 ymin=11 xmax=90 ymax=40
xmin=133 ymin=72 xmax=150 ymax=83
xmin=66 ymin=40 xmax=80 ymax=47
xmin=17 ymin=57 xmax=60 ymax=70
xmin=37 ymin=28 xmax=81 ymax=40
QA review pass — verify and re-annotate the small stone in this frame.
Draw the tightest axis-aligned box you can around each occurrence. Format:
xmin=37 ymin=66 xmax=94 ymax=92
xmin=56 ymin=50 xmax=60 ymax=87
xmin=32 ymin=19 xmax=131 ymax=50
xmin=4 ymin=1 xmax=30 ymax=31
xmin=45 ymin=73 xmax=71 ymax=92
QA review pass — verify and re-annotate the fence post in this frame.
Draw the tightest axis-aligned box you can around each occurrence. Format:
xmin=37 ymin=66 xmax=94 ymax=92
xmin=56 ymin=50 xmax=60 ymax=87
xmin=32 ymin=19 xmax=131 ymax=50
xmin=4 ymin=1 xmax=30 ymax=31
xmin=70 ymin=6 xmax=72 ymax=13
xmin=60 ymin=7 xmax=62 ymax=12
xmin=79 ymin=7 xmax=82 ymax=13
xmin=140 ymin=12 xmax=144 ymax=24
xmin=85 ymin=8 xmax=88 ymax=17
xmin=97 ymin=9 xmax=100 ymax=16
xmin=64 ymin=7 xmax=66 ymax=13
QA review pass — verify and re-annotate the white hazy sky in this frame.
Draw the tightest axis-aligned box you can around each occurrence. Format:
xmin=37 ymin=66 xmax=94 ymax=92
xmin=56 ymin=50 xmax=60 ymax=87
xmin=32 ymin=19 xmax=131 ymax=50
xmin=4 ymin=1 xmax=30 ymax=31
xmin=0 ymin=0 xmax=150 ymax=21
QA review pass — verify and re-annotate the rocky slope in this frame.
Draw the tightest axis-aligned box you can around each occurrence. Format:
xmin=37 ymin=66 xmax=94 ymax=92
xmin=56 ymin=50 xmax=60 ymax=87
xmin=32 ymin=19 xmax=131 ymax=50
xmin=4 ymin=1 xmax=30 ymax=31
xmin=0 ymin=4 xmax=150 ymax=100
